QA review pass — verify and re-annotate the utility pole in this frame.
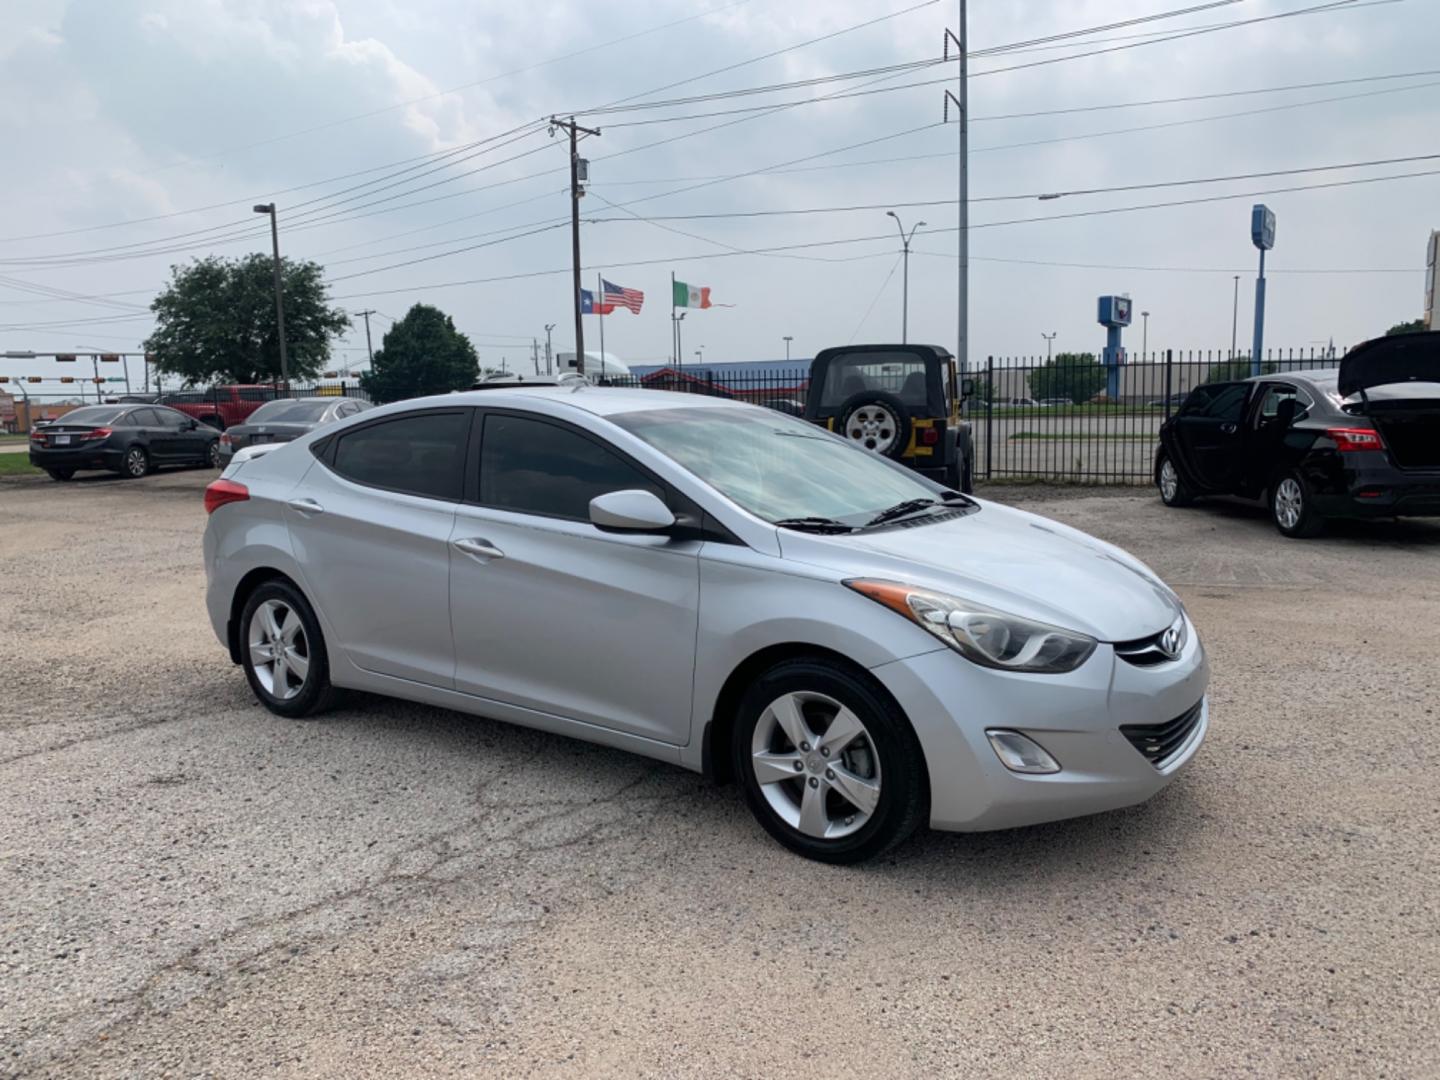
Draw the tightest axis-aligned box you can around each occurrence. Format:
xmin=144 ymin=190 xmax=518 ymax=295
xmin=1230 ymin=275 xmax=1240 ymax=358
xmin=544 ymin=324 xmax=556 ymax=374
xmin=253 ymin=203 xmax=290 ymax=386
xmin=1042 ymin=332 xmax=1056 ymax=361
xmin=887 ymin=211 xmax=925 ymax=344
xmin=783 ymin=335 xmax=793 ymax=362
xmin=1141 ymin=311 xmax=1150 ymax=357
xmin=943 ymin=7 xmax=969 ymax=374
xmin=532 ymin=338 xmax=540 ymax=375
xmin=356 ymin=309 xmax=376 ymax=372
xmin=550 ymin=116 xmax=600 ymax=376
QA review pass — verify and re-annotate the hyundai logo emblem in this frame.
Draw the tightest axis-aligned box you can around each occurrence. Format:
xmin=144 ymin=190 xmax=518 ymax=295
xmin=1158 ymin=625 xmax=1183 ymax=659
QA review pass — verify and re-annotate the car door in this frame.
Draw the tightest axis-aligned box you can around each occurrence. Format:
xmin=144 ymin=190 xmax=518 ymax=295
xmin=121 ymin=408 xmax=162 ymax=458
xmin=1242 ymin=382 xmax=1313 ymax=495
xmin=448 ymin=410 xmax=702 ymax=745
xmin=286 ymin=408 xmax=472 ymax=688
xmin=165 ymin=407 xmax=210 ymax=460
xmin=1168 ymin=381 xmax=1254 ymax=492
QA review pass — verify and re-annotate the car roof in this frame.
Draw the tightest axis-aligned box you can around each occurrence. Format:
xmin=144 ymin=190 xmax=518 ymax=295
xmin=1245 ymin=368 xmax=1338 ymax=386
xmin=420 ymin=386 xmax=757 ymax=418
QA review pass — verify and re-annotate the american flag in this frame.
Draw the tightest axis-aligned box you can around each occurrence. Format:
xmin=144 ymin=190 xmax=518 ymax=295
xmin=601 ymin=278 xmax=644 ymax=314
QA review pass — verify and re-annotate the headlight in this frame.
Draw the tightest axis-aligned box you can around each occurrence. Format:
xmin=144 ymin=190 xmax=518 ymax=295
xmin=845 ymin=580 xmax=1097 ymax=674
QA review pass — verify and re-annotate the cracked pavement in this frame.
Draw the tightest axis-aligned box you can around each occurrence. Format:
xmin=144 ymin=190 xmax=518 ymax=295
xmin=2 ymin=469 xmax=1438 ymax=1077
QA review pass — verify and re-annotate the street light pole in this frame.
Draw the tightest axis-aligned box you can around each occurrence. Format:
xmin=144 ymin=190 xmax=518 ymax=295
xmin=1141 ymin=311 xmax=1150 ymax=357
xmin=1230 ymin=275 xmax=1240 ymax=358
xmin=674 ymin=312 xmax=687 ymax=367
xmin=886 ymin=211 xmax=926 ymax=344
xmin=253 ymin=203 xmax=290 ymax=387
xmin=783 ymin=335 xmax=793 ymax=362
xmin=544 ymin=324 xmax=555 ymax=374
xmin=1041 ymin=332 xmax=1056 ymax=361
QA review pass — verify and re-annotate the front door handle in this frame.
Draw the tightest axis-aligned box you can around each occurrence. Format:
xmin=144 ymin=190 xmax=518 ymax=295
xmin=1219 ymin=422 xmax=1237 ymax=434
xmin=287 ymin=497 xmax=325 ymax=515
xmin=453 ymin=537 xmax=505 ymax=561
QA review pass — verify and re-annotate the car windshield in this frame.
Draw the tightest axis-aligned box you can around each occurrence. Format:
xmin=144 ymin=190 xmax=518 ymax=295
xmin=249 ymin=399 xmax=331 ymax=422
xmin=52 ymin=406 xmax=126 ymax=425
xmin=613 ymin=406 xmax=945 ymax=525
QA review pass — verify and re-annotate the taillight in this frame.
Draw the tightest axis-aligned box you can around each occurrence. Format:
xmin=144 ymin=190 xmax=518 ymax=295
xmin=219 ymin=432 xmax=232 ymax=446
xmin=204 ymin=478 xmax=249 ymax=514
xmin=1327 ymin=427 xmax=1383 ymax=452
xmin=921 ymin=427 xmax=940 ymax=446
xmin=85 ymin=427 xmax=112 ymax=440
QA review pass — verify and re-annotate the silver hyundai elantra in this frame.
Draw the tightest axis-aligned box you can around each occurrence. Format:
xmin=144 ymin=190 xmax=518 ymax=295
xmin=203 ymin=387 xmax=1207 ymax=863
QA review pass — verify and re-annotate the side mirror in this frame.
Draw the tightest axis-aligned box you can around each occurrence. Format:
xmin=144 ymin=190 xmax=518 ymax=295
xmin=187 ymin=418 xmax=199 ymax=430
xmin=589 ymin=489 xmax=675 ymax=533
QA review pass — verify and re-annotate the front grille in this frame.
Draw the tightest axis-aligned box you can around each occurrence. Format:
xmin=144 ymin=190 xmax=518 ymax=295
xmin=1114 ymin=620 xmax=1184 ymax=667
xmin=1120 ymin=701 xmax=1203 ymax=769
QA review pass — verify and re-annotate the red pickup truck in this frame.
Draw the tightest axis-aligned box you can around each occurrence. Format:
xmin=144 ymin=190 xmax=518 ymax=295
xmin=160 ymin=385 xmax=279 ymax=430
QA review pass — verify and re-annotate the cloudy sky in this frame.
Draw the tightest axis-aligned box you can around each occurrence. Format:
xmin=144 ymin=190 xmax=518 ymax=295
xmin=1 ymin=0 xmax=1436 ymax=385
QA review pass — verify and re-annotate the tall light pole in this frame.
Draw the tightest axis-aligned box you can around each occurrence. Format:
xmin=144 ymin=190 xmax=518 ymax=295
xmin=1140 ymin=311 xmax=1150 ymax=357
xmin=783 ymin=335 xmax=793 ymax=362
xmin=544 ymin=323 xmax=555 ymax=374
xmin=1041 ymin=331 xmax=1056 ymax=361
xmin=1230 ymin=275 xmax=1241 ymax=358
xmin=253 ymin=203 xmax=290 ymax=387
xmin=674 ymin=312 xmax=687 ymax=367
xmin=886 ymin=211 xmax=925 ymax=344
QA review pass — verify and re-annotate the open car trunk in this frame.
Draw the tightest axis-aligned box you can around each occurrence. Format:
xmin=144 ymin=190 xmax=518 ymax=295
xmin=1339 ymin=331 xmax=1440 ymax=470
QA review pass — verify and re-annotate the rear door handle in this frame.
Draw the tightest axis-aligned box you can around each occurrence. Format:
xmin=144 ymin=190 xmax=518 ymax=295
xmin=287 ymin=497 xmax=325 ymax=515
xmin=453 ymin=537 xmax=505 ymax=561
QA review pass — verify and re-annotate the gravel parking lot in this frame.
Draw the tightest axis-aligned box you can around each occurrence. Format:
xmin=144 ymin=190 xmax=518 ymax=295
xmin=3 ymin=468 xmax=1438 ymax=1078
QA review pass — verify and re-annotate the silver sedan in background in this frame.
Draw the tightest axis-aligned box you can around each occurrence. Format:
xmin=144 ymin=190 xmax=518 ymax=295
xmin=217 ymin=396 xmax=371 ymax=464
xmin=203 ymin=388 xmax=1207 ymax=863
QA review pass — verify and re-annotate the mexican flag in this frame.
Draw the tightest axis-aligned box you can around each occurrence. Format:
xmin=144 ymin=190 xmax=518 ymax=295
xmin=672 ymin=279 xmax=712 ymax=309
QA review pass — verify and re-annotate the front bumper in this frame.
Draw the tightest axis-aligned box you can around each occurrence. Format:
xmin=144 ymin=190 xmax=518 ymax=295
xmin=870 ymin=617 xmax=1209 ymax=832
xmin=29 ymin=445 xmax=123 ymax=471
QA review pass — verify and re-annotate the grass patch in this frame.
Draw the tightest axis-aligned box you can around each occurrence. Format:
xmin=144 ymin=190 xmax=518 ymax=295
xmin=0 ymin=455 xmax=41 ymax=477
xmin=1008 ymin=431 xmax=1155 ymax=441
xmin=0 ymin=433 xmax=30 ymax=444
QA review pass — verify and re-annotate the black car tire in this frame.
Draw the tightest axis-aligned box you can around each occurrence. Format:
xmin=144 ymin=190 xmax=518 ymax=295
xmin=1156 ymin=453 xmax=1194 ymax=507
xmin=732 ymin=657 xmax=927 ymax=864
xmin=838 ymin=390 xmax=912 ymax=461
xmin=206 ymin=440 xmax=222 ymax=468
xmin=1270 ymin=470 xmax=1325 ymax=539
xmin=46 ymin=468 xmax=75 ymax=482
xmin=239 ymin=579 xmax=335 ymax=719
xmin=121 ymin=445 xmax=149 ymax=479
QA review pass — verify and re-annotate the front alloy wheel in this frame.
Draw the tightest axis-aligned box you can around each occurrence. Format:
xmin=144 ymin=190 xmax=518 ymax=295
xmin=734 ymin=659 xmax=926 ymax=863
xmin=207 ymin=440 xmax=222 ymax=468
xmin=123 ymin=446 xmax=148 ymax=478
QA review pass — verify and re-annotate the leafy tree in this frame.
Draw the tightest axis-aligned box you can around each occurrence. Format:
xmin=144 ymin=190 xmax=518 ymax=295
xmin=1028 ymin=352 xmax=1105 ymax=404
xmin=145 ymin=254 xmax=349 ymax=385
xmin=1385 ymin=318 xmax=1425 ymax=336
xmin=360 ymin=304 xmax=479 ymax=404
xmin=1205 ymin=358 xmax=1276 ymax=382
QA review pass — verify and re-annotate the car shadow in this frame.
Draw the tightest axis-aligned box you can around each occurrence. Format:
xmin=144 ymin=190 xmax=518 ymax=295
xmin=1190 ymin=496 xmax=1440 ymax=547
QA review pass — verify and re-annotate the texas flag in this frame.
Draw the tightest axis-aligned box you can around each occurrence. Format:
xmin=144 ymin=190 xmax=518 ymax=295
xmin=579 ymin=288 xmax=615 ymax=316
xmin=672 ymin=279 xmax=712 ymax=309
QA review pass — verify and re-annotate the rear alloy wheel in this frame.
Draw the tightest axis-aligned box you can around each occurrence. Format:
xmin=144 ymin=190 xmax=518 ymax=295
xmin=733 ymin=659 xmax=926 ymax=863
xmin=1156 ymin=454 xmax=1193 ymax=507
xmin=46 ymin=468 xmax=75 ymax=482
xmin=1271 ymin=471 xmax=1324 ymax=538
xmin=240 ymin=581 xmax=334 ymax=718
xmin=122 ymin=446 xmax=149 ymax=478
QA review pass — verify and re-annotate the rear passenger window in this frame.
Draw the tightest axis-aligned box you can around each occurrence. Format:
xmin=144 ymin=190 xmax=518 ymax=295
xmin=129 ymin=409 xmax=158 ymax=427
xmin=479 ymin=413 xmax=661 ymax=520
xmin=331 ymin=411 xmax=469 ymax=500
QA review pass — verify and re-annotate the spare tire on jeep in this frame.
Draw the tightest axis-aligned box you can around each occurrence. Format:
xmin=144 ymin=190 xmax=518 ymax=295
xmin=838 ymin=390 xmax=911 ymax=461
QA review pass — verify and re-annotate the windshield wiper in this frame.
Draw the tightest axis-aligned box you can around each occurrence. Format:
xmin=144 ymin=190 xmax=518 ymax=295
xmin=865 ymin=498 xmax=943 ymax=527
xmin=773 ymin=516 xmax=856 ymax=534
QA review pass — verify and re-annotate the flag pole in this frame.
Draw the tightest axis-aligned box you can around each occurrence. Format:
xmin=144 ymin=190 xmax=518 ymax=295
xmin=597 ymin=272 xmax=606 ymax=381
xmin=671 ymin=270 xmax=677 ymax=365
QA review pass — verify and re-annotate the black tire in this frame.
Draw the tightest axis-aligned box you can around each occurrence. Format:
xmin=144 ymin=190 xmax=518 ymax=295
xmin=1155 ymin=452 xmax=1194 ymax=507
xmin=205 ymin=439 xmax=222 ymax=468
xmin=732 ymin=658 xmax=927 ymax=864
xmin=1270 ymin=469 xmax=1325 ymax=539
xmin=238 ymin=579 xmax=335 ymax=719
xmin=838 ymin=390 xmax=912 ymax=461
xmin=120 ymin=445 xmax=149 ymax=479
xmin=46 ymin=468 xmax=75 ymax=482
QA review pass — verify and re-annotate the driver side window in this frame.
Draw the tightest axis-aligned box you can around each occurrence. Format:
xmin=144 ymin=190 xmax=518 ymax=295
xmin=1180 ymin=383 xmax=1248 ymax=422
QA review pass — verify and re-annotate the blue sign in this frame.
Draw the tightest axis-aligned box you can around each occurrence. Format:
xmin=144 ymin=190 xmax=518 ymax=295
xmin=1251 ymin=204 xmax=1276 ymax=251
xmin=1097 ymin=295 xmax=1132 ymax=328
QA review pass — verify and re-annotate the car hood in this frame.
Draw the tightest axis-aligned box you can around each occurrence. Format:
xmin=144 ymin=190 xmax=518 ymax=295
xmin=776 ymin=500 xmax=1181 ymax=642
xmin=1337 ymin=330 xmax=1440 ymax=397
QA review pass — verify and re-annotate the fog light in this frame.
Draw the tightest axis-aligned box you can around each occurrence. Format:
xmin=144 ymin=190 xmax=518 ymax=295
xmin=986 ymin=729 xmax=1060 ymax=774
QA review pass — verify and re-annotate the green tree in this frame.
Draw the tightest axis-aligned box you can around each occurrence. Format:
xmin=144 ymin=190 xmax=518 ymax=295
xmin=360 ymin=304 xmax=479 ymax=404
xmin=145 ymin=254 xmax=349 ymax=385
xmin=1385 ymin=318 xmax=1425 ymax=336
xmin=1204 ymin=358 xmax=1276 ymax=382
xmin=1027 ymin=352 xmax=1105 ymax=404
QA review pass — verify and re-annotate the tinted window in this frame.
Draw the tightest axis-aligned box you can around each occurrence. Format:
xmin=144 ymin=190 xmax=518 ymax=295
xmin=54 ymin=406 xmax=127 ymax=426
xmin=154 ymin=408 xmax=190 ymax=428
xmin=1179 ymin=383 xmax=1248 ymax=421
xmin=128 ymin=408 xmax=158 ymax=427
xmin=250 ymin=399 xmax=331 ymax=423
xmin=479 ymin=414 xmax=661 ymax=520
xmin=331 ymin=411 xmax=469 ymax=500
xmin=820 ymin=352 xmax=930 ymax=408
xmin=1257 ymin=383 xmax=1312 ymax=419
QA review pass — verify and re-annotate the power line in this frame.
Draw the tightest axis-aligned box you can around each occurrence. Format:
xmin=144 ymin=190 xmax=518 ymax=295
xmin=915 ymin=251 xmax=1415 ymax=274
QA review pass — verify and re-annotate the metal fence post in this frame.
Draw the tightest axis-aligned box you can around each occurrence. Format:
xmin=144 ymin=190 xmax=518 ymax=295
xmin=1164 ymin=349 xmax=1173 ymax=420
xmin=984 ymin=356 xmax=994 ymax=481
